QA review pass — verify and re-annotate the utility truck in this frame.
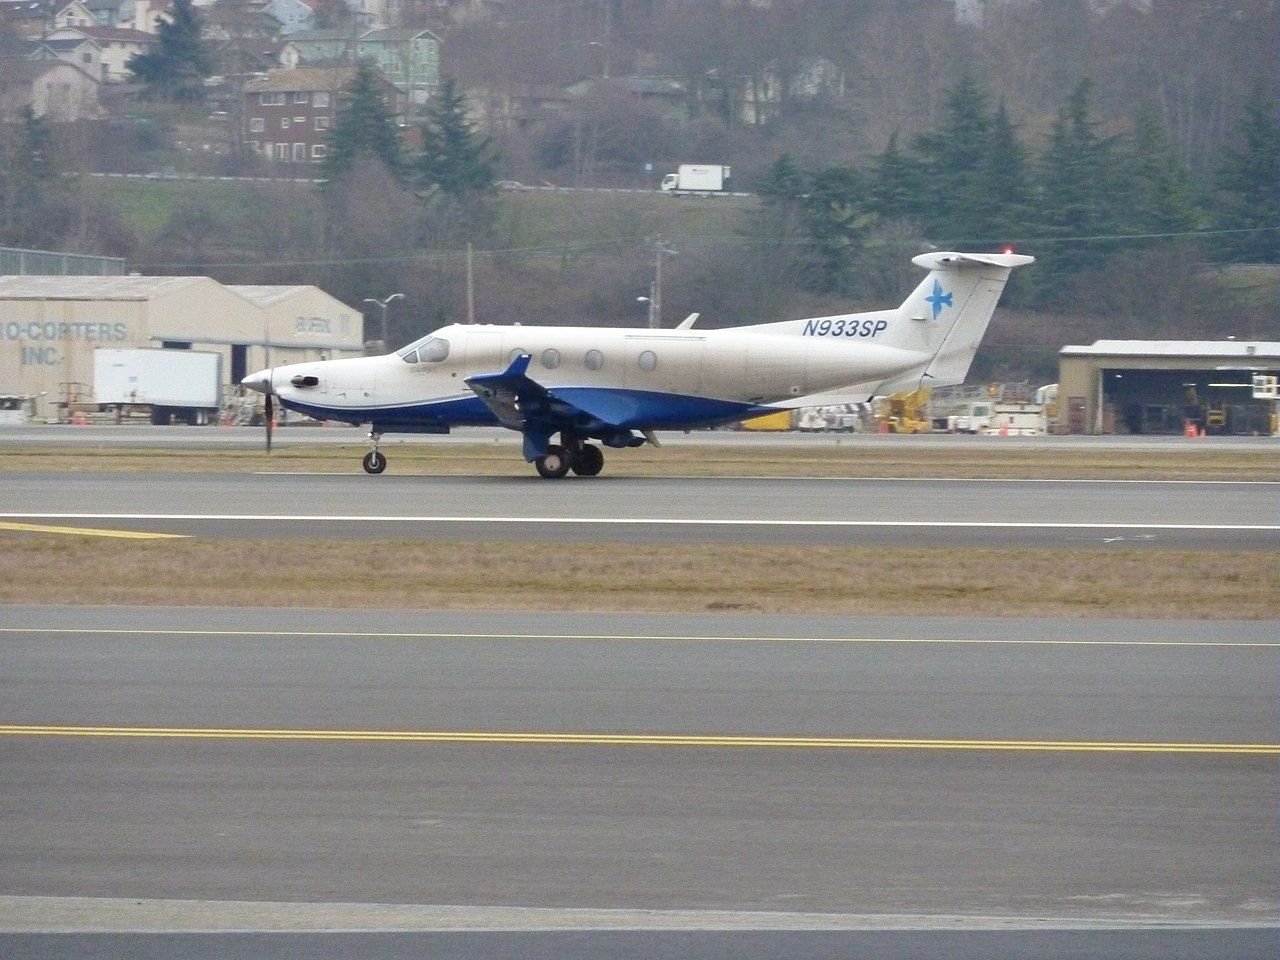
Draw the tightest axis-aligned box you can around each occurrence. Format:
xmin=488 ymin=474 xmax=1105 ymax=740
xmin=660 ymin=164 xmax=731 ymax=195
xmin=94 ymin=347 xmax=222 ymax=425
xmin=948 ymin=400 xmax=1046 ymax=435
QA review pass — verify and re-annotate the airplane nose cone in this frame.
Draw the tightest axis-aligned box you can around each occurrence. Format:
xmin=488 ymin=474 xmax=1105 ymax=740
xmin=241 ymin=369 xmax=272 ymax=394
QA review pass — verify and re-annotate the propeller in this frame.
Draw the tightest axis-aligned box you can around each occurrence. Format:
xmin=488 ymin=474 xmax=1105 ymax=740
xmin=239 ymin=368 xmax=274 ymax=453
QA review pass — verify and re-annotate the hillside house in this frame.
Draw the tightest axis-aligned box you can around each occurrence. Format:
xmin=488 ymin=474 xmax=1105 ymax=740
xmin=244 ymin=66 xmax=401 ymax=163
xmin=0 ymin=0 xmax=49 ymax=38
xmin=263 ymin=0 xmax=315 ymax=35
xmin=0 ymin=58 xmax=101 ymax=119
xmin=28 ymin=35 xmax=105 ymax=80
xmin=47 ymin=24 xmax=157 ymax=81
xmin=280 ymin=26 xmax=439 ymax=107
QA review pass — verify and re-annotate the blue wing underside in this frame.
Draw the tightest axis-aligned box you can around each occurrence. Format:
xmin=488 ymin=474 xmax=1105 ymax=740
xmin=465 ymin=354 xmax=767 ymax=460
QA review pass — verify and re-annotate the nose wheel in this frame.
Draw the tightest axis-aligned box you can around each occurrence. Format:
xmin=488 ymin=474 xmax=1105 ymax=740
xmin=362 ymin=432 xmax=387 ymax=474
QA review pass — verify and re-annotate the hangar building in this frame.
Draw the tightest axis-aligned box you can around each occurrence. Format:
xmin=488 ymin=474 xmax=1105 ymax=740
xmin=0 ymin=276 xmax=363 ymax=419
xmin=1057 ymin=340 xmax=1280 ymax=435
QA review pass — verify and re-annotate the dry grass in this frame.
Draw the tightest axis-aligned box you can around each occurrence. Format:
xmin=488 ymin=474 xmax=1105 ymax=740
xmin=1 ymin=442 xmax=1276 ymax=480
xmin=2 ymin=536 xmax=1275 ymax=619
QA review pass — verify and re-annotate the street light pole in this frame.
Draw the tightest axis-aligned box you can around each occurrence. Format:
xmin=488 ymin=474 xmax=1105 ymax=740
xmin=362 ymin=293 xmax=403 ymax=350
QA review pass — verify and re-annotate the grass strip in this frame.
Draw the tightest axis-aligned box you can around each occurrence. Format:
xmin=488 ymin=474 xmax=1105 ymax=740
xmin=2 ymin=537 xmax=1274 ymax=619
xmin=1 ymin=443 xmax=1275 ymax=480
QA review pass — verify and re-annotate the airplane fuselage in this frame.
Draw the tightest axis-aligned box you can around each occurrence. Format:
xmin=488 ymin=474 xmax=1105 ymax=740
xmin=270 ymin=320 xmax=925 ymax=431
xmin=243 ymin=251 xmax=1034 ymax=476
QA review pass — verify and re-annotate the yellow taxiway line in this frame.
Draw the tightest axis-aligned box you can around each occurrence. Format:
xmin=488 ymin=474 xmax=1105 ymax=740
xmin=1 ymin=725 xmax=1275 ymax=755
xmin=0 ymin=522 xmax=186 ymax=540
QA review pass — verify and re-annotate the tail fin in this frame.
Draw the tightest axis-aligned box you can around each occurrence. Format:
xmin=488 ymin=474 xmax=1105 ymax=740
xmin=878 ymin=252 xmax=1033 ymax=389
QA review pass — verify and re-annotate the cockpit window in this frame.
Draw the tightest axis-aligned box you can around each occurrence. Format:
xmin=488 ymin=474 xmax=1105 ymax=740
xmin=398 ymin=336 xmax=450 ymax=363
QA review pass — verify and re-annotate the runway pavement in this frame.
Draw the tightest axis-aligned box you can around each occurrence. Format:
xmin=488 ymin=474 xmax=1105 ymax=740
xmin=2 ymin=471 xmax=1275 ymax=548
xmin=3 ymin=422 xmax=1276 ymax=451
xmin=1 ymin=607 xmax=1275 ymax=937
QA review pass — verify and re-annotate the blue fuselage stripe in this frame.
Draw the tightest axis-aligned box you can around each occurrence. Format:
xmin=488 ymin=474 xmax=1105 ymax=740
xmin=280 ymin=388 xmax=773 ymax=432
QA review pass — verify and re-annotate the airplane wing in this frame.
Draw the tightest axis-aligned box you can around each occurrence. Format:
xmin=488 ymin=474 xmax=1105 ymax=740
xmin=463 ymin=353 xmax=550 ymax=430
xmin=464 ymin=354 xmax=649 ymax=459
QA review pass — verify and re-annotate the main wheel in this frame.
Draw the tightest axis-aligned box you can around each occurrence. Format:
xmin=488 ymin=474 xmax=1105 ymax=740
xmin=535 ymin=445 xmax=571 ymax=479
xmin=571 ymin=443 xmax=604 ymax=477
xmin=362 ymin=451 xmax=387 ymax=474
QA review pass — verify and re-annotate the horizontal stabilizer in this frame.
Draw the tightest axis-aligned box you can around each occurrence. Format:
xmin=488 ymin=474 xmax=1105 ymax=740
xmin=911 ymin=252 xmax=1035 ymax=271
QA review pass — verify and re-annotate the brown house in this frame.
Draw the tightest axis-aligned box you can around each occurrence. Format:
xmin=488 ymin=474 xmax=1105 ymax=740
xmin=243 ymin=67 xmax=401 ymax=165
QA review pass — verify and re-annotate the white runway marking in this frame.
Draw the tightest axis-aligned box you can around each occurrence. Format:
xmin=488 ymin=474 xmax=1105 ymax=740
xmin=0 ymin=513 xmax=1275 ymax=531
xmin=1 ymin=627 xmax=1274 ymax=648
xmin=248 ymin=472 xmax=1279 ymax=485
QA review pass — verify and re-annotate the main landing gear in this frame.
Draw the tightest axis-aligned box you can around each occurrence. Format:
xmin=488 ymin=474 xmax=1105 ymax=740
xmin=362 ymin=431 xmax=387 ymax=474
xmin=534 ymin=441 xmax=605 ymax=479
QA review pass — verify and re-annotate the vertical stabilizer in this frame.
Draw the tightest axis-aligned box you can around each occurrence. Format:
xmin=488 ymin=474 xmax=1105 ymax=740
xmin=889 ymin=252 xmax=1034 ymax=389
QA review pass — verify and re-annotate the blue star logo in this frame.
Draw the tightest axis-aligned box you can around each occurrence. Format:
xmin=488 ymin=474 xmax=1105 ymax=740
xmin=924 ymin=279 xmax=953 ymax=320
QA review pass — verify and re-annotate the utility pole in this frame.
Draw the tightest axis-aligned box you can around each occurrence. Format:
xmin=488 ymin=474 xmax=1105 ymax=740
xmin=651 ymin=238 xmax=662 ymax=328
xmin=466 ymin=242 xmax=475 ymax=324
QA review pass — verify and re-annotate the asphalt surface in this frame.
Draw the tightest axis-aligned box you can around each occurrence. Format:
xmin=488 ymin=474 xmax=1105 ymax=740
xmin=2 ymin=608 xmax=1275 ymax=935
xmin=3 ymin=472 xmax=1275 ymax=549
xmin=2 ymin=423 xmax=1276 ymax=452
xmin=5 ymin=929 xmax=1277 ymax=960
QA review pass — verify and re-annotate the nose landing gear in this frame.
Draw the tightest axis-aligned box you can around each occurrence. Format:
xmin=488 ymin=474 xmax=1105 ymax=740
xmin=362 ymin=431 xmax=387 ymax=474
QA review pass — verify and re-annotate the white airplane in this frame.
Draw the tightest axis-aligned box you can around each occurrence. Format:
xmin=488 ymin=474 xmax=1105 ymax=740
xmin=241 ymin=251 xmax=1033 ymax=478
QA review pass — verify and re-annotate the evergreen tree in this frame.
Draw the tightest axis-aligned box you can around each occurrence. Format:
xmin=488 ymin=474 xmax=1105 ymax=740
xmin=126 ymin=0 xmax=211 ymax=102
xmin=910 ymin=72 xmax=993 ymax=244
xmin=1030 ymin=79 xmax=1124 ymax=305
xmin=800 ymin=165 xmax=874 ymax=294
xmin=755 ymin=152 xmax=809 ymax=236
xmin=974 ymin=100 xmax=1032 ymax=245
xmin=867 ymin=131 xmax=926 ymax=223
xmin=0 ymin=108 xmax=59 ymax=242
xmin=322 ymin=63 xmax=405 ymax=182
xmin=1214 ymin=88 xmax=1280 ymax=263
xmin=1120 ymin=106 xmax=1197 ymax=235
xmin=414 ymin=78 xmax=498 ymax=200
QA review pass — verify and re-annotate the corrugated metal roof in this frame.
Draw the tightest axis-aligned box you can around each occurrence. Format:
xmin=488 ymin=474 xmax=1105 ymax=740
xmin=0 ymin=275 xmax=213 ymax=301
xmin=1061 ymin=340 xmax=1280 ymax=359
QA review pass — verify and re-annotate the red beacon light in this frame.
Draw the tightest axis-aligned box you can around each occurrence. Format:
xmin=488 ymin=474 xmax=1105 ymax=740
xmin=1003 ymin=246 xmax=1015 ymax=255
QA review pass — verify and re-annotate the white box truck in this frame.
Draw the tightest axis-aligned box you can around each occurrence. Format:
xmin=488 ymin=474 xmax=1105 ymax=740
xmin=94 ymin=347 xmax=222 ymax=425
xmin=660 ymin=164 xmax=731 ymax=195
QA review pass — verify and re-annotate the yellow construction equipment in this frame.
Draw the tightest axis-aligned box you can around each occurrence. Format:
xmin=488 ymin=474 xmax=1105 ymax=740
xmin=741 ymin=410 xmax=794 ymax=431
xmin=878 ymin=388 xmax=932 ymax=434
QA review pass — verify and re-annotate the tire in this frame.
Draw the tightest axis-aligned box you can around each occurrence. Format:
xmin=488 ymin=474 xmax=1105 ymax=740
xmin=535 ymin=445 xmax=571 ymax=479
xmin=362 ymin=451 xmax=387 ymax=475
xmin=571 ymin=444 xmax=604 ymax=477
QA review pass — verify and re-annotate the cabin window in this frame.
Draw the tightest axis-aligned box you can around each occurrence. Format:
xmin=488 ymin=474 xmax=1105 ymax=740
xmin=398 ymin=336 xmax=449 ymax=363
xmin=584 ymin=349 xmax=604 ymax=371
xmin=509 ymin=347 xmax=527 ymax=363
xmin=420 ymin=338 xmax=450 ymax=362
xmin=637 ymin=350 xmax=657 ymax=372
xmin=541 ymin=348 xmax=560 ymax=369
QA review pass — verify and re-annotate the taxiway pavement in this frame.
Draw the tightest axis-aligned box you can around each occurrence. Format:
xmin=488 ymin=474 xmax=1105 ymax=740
xmin=2 ymin=607 xmax=1275 ymax=931
xmin=2 ymin=472 xmax=1275 ymax=549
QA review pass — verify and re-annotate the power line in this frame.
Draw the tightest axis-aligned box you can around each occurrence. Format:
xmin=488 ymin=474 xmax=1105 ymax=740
xmin=131 ymin=225 xmax=1277 ymax=271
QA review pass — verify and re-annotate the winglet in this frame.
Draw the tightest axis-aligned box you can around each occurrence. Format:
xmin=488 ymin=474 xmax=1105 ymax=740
xmin=676 ymin=313 xmax=700 ymax=330
xmin=504 ymin=353 xmax=532 ymax=377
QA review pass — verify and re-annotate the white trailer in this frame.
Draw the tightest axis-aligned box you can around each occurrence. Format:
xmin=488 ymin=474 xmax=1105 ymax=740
xmin=660 ymin=164 xmax=731 ymax=195
xmin=93 ymin=348 xmax=222 ymax=425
